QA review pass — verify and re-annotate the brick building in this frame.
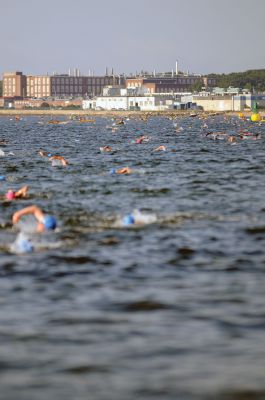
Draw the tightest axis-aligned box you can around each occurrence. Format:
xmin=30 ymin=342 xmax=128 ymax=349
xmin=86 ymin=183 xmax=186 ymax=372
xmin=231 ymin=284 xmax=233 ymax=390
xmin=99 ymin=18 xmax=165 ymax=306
xmin=27 ymin=75 xmax=51 ymax=98
xmin=2 ymin=71 xmax=125 ymax=99
xmin=50 ymin=75 xmax=124 ymax=97
xmin=126 ymin=75 xmax=216 ymax=94
xmin=3 ymin=72 xmax=27 ymax=97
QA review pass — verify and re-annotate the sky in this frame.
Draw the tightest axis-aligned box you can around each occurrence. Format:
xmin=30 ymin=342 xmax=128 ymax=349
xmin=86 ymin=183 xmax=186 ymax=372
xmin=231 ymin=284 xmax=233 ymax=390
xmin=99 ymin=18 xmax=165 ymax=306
xmin=0 ymin=0 xmax=264 ymax=77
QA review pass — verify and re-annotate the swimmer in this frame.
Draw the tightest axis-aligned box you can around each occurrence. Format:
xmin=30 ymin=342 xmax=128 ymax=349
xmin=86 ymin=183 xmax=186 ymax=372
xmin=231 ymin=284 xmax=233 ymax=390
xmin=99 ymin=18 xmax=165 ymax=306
xmin=115 ymin=167 xmax=132 ymax=174
xmin=115 ymin=118 xmax=125 ymax=125
xmin=49 ymin=155 xmax=68 ymax=166
xmin=110 ymin=166 xmax=145 ymax=175
xmin=100 ymin=145 xmax=113 ymax=153
xmin=153 ymin=145 xmax=166 ymax=152
xmin=121 ymin=209 xmax=157 ymax=227
xmin=175 ymin=127 xmax=184 ymax=133
xmin=39 ymin=150 xmax=51 ymax=157
xmin=0 ymin=139 xmax=8 ymax=146
xmin=135 ymin=136 xmax=149 ymax=144
xmin=12 ymin=205 xmax=57 ymax=233
xmin=205 ymin=131 xmax=227 ymax=140
xmin=227 ymin=136 xmax=237 ymax=144
xmin=239 ymin=133 xmax=261 ymax=140
xmin=5 ymin=185 xmax=28 ymax=200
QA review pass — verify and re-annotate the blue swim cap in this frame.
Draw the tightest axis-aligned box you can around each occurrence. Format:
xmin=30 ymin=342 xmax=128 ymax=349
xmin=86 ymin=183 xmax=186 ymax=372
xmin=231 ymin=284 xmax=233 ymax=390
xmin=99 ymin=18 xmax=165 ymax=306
xmin=123 ymin=214 xmax=135 ymax=225
xmin=0 ymin=175 xmax=6 ymax=181
xmin=109 ymin=168 xmax=116 ymax=175
xmin=43 ymin=215 xmax=57 ymax=230
xmin=19 ymin=238 xmax=34 ymax=253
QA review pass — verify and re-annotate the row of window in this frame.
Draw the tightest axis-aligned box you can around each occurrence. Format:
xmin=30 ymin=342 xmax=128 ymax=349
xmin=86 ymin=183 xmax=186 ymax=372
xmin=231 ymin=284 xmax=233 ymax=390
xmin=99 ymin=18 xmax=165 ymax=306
xmin=27 ymin=86 xmax=49 ymax=89
xmin=29 ymin=78 xmax=50 ymax=84
xmin=51 ymin=78 xmax=116 ymax=85
xmin=156 ymin=88 xmax=189 ymax=93
xmin=4 ymin=78 xmax=16 ymax=83
xmin=52 ymin=78 xmax=83 ymax=84
xmin=53 ymin=86 xmax=83 ymax=92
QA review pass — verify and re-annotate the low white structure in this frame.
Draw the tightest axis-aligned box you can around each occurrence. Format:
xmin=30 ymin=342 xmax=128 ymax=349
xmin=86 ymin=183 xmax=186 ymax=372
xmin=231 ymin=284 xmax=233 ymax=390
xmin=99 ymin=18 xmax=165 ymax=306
xmin=193 ymin=94 xmax=265 ymax=112
xmin=128 ymin=95 xmax=174 ymax=111
xmin=193 ymin=95 xmax=233 ymax=111
xmin=96 ymin=96 xmax=128 ymax=110
xmin=233 ymin=94 xmax=265 ymax=111
xmin=83 ymin=94 xmax=174 ymax=111
xmin=82 ymin=99 xmax=97 ymax=110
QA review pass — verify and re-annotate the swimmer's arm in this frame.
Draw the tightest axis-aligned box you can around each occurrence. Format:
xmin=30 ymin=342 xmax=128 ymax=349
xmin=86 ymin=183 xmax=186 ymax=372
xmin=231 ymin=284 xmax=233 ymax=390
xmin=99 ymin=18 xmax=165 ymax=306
xmin=12 ymin=205 xmax=44 ymax=224
xmin=49 ymin=156 xmax=68 ymax=166
xmin=15 ymin=185 xmax=28 ymax=198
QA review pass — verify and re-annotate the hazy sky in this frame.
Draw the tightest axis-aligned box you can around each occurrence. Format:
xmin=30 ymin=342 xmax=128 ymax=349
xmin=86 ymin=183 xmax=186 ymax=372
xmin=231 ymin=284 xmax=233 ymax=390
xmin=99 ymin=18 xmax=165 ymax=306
xmin=1 ymin=0 xmax=264 ymax=76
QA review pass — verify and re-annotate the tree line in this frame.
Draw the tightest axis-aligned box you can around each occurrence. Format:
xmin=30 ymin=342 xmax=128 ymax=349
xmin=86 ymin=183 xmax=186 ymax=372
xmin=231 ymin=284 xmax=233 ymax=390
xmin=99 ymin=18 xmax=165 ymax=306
xmin=207 ymin=69 xmax=265 ymax=92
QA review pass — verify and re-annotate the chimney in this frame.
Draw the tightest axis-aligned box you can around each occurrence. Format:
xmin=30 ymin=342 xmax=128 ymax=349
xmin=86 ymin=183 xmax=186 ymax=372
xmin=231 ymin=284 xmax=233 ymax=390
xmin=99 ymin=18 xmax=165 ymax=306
xmin=175 ymin=60 xmax=178 ymax=75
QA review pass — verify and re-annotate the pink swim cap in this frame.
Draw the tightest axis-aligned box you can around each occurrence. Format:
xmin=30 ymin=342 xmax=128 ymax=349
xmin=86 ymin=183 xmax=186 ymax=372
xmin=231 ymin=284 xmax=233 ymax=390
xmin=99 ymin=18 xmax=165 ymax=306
xmin=5 ymin=190 xmax=16 ymax=200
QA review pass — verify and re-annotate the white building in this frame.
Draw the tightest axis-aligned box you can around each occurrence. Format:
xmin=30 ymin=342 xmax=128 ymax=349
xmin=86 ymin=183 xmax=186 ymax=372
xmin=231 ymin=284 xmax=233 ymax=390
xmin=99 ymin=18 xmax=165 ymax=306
xmin=192 ymin=94 xmax=265 ymax=112
xmin=83 ymin=99 xmax=97 ymax=110
xmin=83 ymin=94 xmax=174 ymax=111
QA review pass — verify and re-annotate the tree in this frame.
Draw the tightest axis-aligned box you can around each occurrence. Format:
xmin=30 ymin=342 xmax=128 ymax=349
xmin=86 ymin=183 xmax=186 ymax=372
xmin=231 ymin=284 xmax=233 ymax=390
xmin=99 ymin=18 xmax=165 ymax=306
xmin=244 ymin=83 xmax=252 ymax=91
xmin=40 ymin=102 xmax=50 ymax=108
xmin=191 ymin=80 xmax=203 ymax=93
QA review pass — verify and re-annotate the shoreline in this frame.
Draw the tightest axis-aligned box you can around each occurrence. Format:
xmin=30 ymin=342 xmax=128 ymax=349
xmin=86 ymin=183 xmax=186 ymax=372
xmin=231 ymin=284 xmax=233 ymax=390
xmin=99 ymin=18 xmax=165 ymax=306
xmin=0 ymin=109 xmax=260 ymax=118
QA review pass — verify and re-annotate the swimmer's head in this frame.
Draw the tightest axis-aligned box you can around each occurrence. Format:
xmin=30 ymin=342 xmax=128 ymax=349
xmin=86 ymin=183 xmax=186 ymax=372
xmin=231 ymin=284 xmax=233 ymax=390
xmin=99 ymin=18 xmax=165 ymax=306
xmin=42 ymin=215 xmax=57 ymax=230
xmin=123 ymin=214 xmax=135 ymax=226
xmin=0 ymin=176 xmax=6 ymax=181
xmin=5 ymin=190 xmax=16 ymax=200
xmin=109 ymin=168 xmax=116 ymax=175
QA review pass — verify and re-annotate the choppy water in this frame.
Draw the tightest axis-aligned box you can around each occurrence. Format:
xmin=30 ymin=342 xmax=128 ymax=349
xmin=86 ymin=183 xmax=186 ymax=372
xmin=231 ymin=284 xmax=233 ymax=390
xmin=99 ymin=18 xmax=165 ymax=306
xmin=0 ymin=114 xmax=265 ymax=400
